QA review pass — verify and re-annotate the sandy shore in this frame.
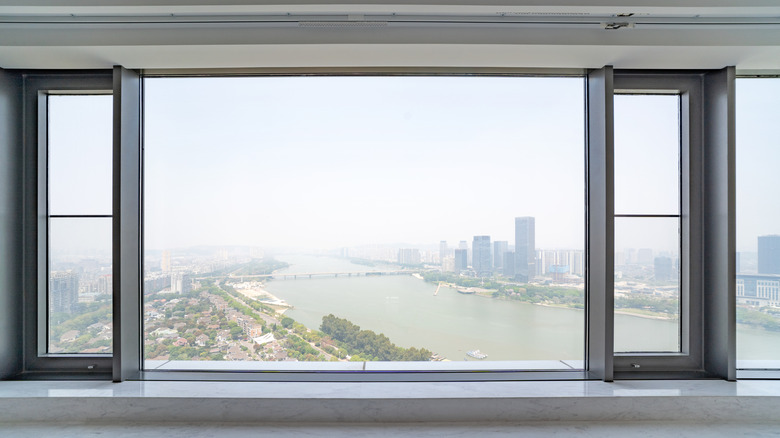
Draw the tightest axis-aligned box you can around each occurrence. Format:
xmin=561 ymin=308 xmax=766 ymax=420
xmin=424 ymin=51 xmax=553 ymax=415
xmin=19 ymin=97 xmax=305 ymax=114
xmin=234 ymin=285 xmax=291 ymax=308
xmin=614 ymin=309 xmax=676 ymax=321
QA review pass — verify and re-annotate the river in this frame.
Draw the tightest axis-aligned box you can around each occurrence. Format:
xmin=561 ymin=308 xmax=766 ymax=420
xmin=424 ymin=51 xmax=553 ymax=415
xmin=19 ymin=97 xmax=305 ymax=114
xmin=263 ymin=255 xmax=780 ymax=362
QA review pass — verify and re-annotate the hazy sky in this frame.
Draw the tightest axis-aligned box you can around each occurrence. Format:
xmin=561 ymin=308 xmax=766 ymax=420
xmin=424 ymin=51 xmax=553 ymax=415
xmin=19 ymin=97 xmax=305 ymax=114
xmin=47 ymin=76 xmax=779 ymax=256
xmin=613 ymin=94 xmax=680 ymax=254
xmin=736 ymin=78 xmax=780 ymax=252
xmin=48 ymin=95 xmax=112 ymax=257
xmin=144 ymin=76 xmax=585 ymax=252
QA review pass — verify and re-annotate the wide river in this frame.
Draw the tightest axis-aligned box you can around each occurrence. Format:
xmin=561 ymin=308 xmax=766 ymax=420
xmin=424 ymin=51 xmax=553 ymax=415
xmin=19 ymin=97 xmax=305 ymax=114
xmin=263 ymin=255 xmax=780 ymax=362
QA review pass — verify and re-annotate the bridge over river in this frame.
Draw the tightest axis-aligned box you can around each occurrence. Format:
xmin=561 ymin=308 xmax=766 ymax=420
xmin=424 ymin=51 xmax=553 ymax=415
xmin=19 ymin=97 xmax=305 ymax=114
xmin=236 ymin=270 xmax=413 ymax=280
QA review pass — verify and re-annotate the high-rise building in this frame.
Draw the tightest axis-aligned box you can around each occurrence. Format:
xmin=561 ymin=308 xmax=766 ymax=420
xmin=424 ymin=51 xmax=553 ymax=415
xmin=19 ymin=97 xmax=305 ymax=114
xmin=758 ymin=235 xmax=780 ymax=274
xmin=442 ymin=256 xmax=455 ymax=273
xmin=515 ymin=217 xmax=536 ymax=282
xmin=458 ymin=240 xmax=469 ymax=264
xmin=454 ymin=249 xmax=468 ymax=274
xmin=625 ymin=248 xmax=636 ymax=265
xmin=654 ymin=256 xmax=673 ymax=282
xmin=538 ymin=249 xmax=557 ymax=276
xmin=397 ymin=248 xmax=421 ymax=265
xmin=637 ymin=248 xmax=654 ymax=265
xmin=736 ymin=252 xmax=741 ymax=274
xmin=472 ymin=236 xmax=492 ymax=276
xmin=570 ymin=250 xmax=584 ymax=276
xmin=97 ymin=274 xmax=113 ymax=295
xmin=161 ymin=250 xmax=171 ymax=272
xmin=171 ymin=272 xmax=192 ymax=294
xmin=503 ymin=252 xmax=515 ymax=278
xmin=50 ymin=271 xmax=79 ymax=314
xmin=439 ymin=241 xmax=448 ymax=267
xmin=493 ymin=241 xmax=508 ymax=271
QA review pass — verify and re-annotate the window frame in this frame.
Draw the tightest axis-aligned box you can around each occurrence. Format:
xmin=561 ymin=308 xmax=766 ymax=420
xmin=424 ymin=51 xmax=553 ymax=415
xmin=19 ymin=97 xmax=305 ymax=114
xmin=734 ymin=75 xmax=780 ymax=379
xmin=22 ymin=71 xmax=114 ymax=376
xmin=609 ymin=70 xmax=735 ymax=379
xmin=14 ymin=67 xmax=738 ymax=381
xmin=138 ymin=71 xmax=591 ymax=382
xmin=610 ymin=73 xmax=699 ymax=373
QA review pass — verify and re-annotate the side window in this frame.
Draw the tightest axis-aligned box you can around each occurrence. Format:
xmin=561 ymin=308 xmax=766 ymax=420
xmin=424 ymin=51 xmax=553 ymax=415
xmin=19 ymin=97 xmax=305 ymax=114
xmin=46 ymin=95 xmax=114 ymax=355
xmin=736 ymin=78 xmax=780 ymax=371
xmin=21 ymin=72 xmax=115 ymax=376
xmin=613 ymin=93 xmax=681 ymax=354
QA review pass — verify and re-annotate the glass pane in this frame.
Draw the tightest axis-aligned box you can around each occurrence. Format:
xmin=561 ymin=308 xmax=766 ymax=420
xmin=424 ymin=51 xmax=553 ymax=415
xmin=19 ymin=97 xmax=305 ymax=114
xmin=614 ymin=94 xmax=680 ymax=215
xmin=736 ymin=78 xmax=780 ymax=368
xmin=143 ymin=76 xmax=585 ymax=370
xmin=48 ymin=95 xmax=113 ymax=216
xmin=614 ymin=217 xmax=680 ymax=353
xmin=49 ymin=218 xmax=112 ymax=354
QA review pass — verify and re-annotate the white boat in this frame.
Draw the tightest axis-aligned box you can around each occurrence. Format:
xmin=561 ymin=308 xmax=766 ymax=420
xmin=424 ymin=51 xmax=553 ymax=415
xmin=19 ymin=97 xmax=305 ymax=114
xmin=466 ymin=349 xmax=488 ymax=359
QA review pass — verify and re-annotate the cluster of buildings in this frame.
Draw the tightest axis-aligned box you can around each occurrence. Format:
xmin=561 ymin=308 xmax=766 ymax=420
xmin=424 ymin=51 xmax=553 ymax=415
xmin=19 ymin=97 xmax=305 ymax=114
xmin=737 ymin=235 xmax=780 ymax=308
xmin=390 ymin=217 xmax=586 ymax=283
xmin=49 ymin=269 xmax=112 ymax=315
xmin=207 ymin=294 xmax=265 ymax=338
xmin=144 ymin=287 xmax=314 ymax=363
xmin=614 ymin=247 xmax=681 ymax=284
xmin=436 ymin=217 xmax=582 ymax=282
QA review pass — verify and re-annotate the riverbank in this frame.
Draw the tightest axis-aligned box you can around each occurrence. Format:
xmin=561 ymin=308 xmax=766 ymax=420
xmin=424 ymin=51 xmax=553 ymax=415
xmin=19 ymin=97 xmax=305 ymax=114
xmin=615 ymin=309 xmax=677 ymax=321
xmin=231 ymin=282 xmax=292 ymax=313
xmin=428 ymin=277 xmax=676 ymax=321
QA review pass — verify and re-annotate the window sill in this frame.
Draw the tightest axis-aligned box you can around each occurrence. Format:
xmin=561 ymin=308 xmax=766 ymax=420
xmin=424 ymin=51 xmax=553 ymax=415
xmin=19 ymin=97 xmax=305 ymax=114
xmin=0 ymin=379 xmax=778 ymax=423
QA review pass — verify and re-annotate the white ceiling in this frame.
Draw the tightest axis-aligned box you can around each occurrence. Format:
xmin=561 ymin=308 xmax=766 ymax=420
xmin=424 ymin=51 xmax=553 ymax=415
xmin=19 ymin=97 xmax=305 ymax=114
xmin=1 ymin=1 xmax=779 ymax=71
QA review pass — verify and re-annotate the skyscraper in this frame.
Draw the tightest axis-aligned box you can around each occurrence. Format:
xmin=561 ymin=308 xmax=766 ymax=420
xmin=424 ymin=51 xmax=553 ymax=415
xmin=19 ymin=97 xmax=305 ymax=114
xmin=171 ymin=272 xmax=192 ymax=294
xmin=493 ymin=241 xmax=508 ymax=271
xmin=515 ymin=217 xmax=536 ymax=282
xmin=472 ymin=236 xmax=492 ymax=276
xmin=458 ymin=240 xmax=469 ymax=265
xmin=454 ymin=249 xmax=468 ymax=274
xmin=758 ymin=235 xmax=780 ymax=274
xmin=654 ymin=256 xmax=673 ymax=282
xmin=503 ymin=252 xmax=515 ymax=278
xmin=50 ymin=271 xmax=79 ymax=314
xmin=637 ymin=248 xmax=654 ymax=265
xmin=161 ymin=250 xmax=171 ymax=272
xmin=397 ymin=248 xmax=421 ymax=265
xmin=439 ymin=241 xmax=448 ymax=266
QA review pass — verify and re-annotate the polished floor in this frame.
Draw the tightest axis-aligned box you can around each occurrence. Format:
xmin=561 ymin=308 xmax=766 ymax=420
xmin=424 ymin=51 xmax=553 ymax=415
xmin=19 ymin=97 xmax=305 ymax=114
xmin=2 ymin=421 xmax=780 ymax=437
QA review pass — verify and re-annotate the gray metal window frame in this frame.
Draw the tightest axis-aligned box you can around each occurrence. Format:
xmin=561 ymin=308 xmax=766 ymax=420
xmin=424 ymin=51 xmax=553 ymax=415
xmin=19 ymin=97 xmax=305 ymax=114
xmin=136 ymin=70 xmax=591 ymax=382
xmin=21 ymin=71 xmax=114 ymax=377
xmin=611 ymin=73 xmax=697 ymax=374
xmin=609 ymin=70 xmax=735 ymax=379
xmin=14 ymin=66 xmax=739 ymax=381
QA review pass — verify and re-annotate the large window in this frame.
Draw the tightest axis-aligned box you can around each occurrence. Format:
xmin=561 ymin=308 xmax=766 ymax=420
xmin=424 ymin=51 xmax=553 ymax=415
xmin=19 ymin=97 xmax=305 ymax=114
xmin=736 ymin=77 xmax=780 ymax=370
xmin=142 ymin=76 xmax=586 ymax=371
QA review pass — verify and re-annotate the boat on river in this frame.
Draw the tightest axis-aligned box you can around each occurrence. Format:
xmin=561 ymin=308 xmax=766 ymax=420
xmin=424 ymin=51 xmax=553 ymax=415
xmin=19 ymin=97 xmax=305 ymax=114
xmin=466 ymin=349 xmax=488 ymax=359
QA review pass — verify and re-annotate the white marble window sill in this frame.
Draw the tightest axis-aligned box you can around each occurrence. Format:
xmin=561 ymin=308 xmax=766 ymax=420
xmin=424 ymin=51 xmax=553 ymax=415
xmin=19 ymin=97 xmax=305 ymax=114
xmin=0 ymin=380 xmax=779 ymax=423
